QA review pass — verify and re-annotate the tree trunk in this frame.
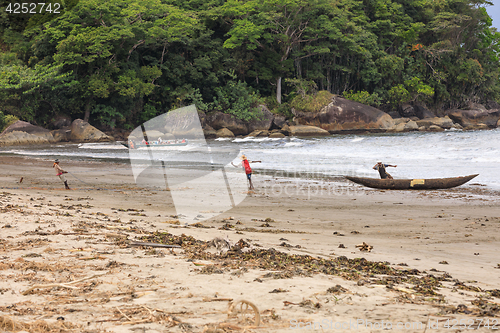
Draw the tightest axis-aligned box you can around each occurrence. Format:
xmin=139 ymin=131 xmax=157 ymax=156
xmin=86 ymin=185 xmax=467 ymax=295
xmin=83 ymin=100 xmax=92 ymax=122
xmin=277 ymin=77 xmax=282 ymax=104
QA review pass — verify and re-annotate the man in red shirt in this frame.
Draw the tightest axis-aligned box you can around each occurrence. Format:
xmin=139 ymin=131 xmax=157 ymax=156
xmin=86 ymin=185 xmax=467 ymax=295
xmin=232 ymin=155 xmax=260 ymax=190
xmin=53 ymin=159 xmax=70 ymax=190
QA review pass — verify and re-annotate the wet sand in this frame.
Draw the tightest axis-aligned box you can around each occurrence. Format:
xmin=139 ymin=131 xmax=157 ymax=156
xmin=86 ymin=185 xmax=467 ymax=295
xmin=0 ymin=156 xmax=499 ymax=332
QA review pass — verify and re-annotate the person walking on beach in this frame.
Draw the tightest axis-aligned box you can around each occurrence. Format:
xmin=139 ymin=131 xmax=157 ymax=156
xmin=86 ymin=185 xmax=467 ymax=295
xmin=232 ymin=155 xmax=260 ymax=190
xmin=53 ymin=159 xmax=70 ymax=189
xmin=373 ymin=162 xmax=397 ymax=179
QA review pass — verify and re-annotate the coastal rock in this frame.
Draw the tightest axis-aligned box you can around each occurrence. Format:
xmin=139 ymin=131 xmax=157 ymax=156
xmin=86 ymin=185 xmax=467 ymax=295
xmin=203 ymin=125 xmax=217 ymax=139
xmin=269 ymin=132 xmax=285 ymax=138
xmin=281 ymin=124 xmax=290 ymax=135
xmin=447 ymin=109 xmax=500 ymax=129
xmin=404 ymin=120 xmax=419 ymax=131
xmin=393 ymin=118 xmax=410 ymax=126
xmin=391 ymin=122 xmax=407 ymax=133
xmin=428 ymin=125 xmax=444 ymax=132
xmin=399 ymin=104 xmax=416 ymax=118
xmin=1 ymin=120 xmax=50 ymax=136
xmin=70 ymin=119 xmax=113 ymax=142
xmin=272 ymin=115 xmax=286 ymax=129
xmin=247 ymin=105 xmax=274 ymax=132
xmin=416 ymin=116 xmax=454 ymax=129
xmin=0 ymin=120 xmax=55 ymax=146
xmin=0 ymin=131 xmax=55 ymax=146
xmin=206 ymin=112 xmax=248 ymax=136
xmin=216 ymin=128 xmax=235 ymax=138
xmin=414 ymin=105 xmax=435 ymax=119
xmin=387 ymin=111 xmax=401 ymax=119
xmin=247 ymin=130 xmax=269 ymax=137
xmin=50 ymin=129 xmax=71 ymax=142
xmin=497 ymin=119 xmax=500 ymax=128
xmin=247 ymin=130 xmax=263 ymax=137
xmin=292 ymin=95 xmax=394 ymax=133
xmin=288 ymin=125 xmax=330 ymax=137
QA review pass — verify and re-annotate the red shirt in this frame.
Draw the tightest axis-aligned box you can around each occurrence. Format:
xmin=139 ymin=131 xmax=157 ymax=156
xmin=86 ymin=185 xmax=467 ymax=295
xmin=242 ymin=160 xmax=252 ymax=174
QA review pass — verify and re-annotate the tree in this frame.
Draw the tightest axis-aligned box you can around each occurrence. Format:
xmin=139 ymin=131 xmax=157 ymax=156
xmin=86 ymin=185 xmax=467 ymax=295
xmin=222 ymin=0 xmax=334 ymax=104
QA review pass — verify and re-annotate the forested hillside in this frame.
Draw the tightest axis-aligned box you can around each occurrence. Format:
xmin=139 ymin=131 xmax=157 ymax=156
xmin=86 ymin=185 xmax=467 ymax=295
xmin=0 ymin=0 xmax=498 ymax=130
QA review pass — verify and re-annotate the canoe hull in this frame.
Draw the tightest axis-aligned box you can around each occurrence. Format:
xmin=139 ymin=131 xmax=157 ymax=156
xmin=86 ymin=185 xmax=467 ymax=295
xmin=345 ymin=174 xmax=478 ymax=190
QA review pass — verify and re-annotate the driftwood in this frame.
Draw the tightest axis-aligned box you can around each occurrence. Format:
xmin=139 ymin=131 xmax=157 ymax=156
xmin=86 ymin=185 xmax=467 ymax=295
xmin=203 ymin=297 xmax=233 ymax=302
xmin=127 ymin=241 xmax=181 ymax=249
xmin=22 ymin=272 xmax=107 ymax=295
xmin=227 ymin=299 xmax=260 ymax=326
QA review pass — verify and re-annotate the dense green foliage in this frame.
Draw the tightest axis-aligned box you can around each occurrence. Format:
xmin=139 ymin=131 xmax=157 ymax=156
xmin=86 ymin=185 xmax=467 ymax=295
xmin=0 ymin=0 xmax=498 ymax=128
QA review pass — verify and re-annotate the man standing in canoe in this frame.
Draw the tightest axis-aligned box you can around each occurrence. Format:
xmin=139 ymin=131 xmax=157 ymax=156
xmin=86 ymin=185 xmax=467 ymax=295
xmin=232 ymin=155 xmax=260 ymax=190
xmin=373 ymin=162 xmax=397 ymax=179
xmin=53 ymin=159 xmax=70 ymax=190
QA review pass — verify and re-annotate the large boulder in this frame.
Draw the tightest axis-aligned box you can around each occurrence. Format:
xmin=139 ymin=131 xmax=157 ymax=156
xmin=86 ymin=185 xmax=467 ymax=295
xmin=393 ymin=118 xmax=410 ymax=126
xmin=272 ymin=115 xmax=286 ymax=129
xmin=404 ymin=120 xmax=419 ymax=131
xmin=203 ymin=125 xmax=217 ymax=139
xmin=215 ymin=128 xmax=235 ymax=138
xmin=69 ymin=119 xmax=113 ymax=142
xmin=206 ymin=112 xmax=248 ymax=136
xmin=447 ymin=109 xmax=500 ymax=129
xmin=269 ymin=132 xmax=286 ymax=138
xmin=414 ymin=105 xmax=435 ymax=119
xmin=292 ymin=96 xmax=394 ymax=133
xmin=0 ymin=131 xmax=55 ymax=146
xmin=399 ymin=104 xmax=416 ymax=118
xmin=1 ymin=120 xmax=49 ymax=136
xmin=50 ymin=129 xmax=71 ymax=142
xmin=0 ymin=121 xmax=55 ymax=146
xmin=416 ymin=116 xmax=454 ymax=130
xmin=288 ymin=125 xmax=330 ymax=137
xmin=247 ymin=105 xmax=274 ymax=132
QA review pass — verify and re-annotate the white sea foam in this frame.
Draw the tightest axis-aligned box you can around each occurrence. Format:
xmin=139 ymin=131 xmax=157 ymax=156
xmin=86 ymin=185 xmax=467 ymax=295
xmin=1 ymin=130 xmax=499 ymax=189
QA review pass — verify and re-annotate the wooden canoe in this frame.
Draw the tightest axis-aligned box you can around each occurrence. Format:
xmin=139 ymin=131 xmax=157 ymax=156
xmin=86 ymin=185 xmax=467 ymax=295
xmin=345 ymin=174 xmax=478 ymax=190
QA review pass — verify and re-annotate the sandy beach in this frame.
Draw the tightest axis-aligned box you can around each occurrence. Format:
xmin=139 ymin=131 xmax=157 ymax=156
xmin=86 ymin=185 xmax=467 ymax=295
xmin=0 ymin=155 xmax=499 ymax=332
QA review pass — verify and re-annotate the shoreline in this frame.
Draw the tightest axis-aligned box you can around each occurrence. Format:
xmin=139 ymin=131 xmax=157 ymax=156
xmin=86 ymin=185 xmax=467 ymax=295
xmin=0 ymin=155 xmax=499 ymax=332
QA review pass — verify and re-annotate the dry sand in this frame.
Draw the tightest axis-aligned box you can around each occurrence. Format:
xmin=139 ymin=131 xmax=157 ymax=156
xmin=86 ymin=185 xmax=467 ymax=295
xmin=0 ymin=156 xmax=499 ymax=332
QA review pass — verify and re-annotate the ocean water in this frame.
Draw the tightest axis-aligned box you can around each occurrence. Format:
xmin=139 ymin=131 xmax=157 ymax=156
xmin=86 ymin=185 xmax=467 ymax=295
xmin=1 ymin=129 xmax=499 ymax=189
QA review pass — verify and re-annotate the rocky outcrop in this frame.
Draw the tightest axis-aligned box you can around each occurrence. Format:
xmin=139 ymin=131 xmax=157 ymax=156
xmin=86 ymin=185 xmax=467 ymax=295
xmin=247 ymin=130 xmax=271 ymax=137
xmin=399 ymin=104 xmax=416 ymax=118
xmin=404 ymin=120 xmax=419 ymax=131
xmin=292 ymin=96 xmax=394 ymax=133
xmin=69 ymin=119 xmax=113 ymax=142
xmin=216 ymin=128 xmax=235 ymax=138
xmin=50 ymin=129 xmax=71 ymax=142
xmin=288 ymin=125 xmax=330 ymax=137
xmin=206 ymin=112 xmax=248 ymax=136
xmin=247 ymin=105 xmax=274 ymax=132
xmin=447 ymin=109 xmax=500 ymax=129
xmin=416 ymin=116 xmax=454 ymax=130
xmin=269 ymin=132 xmax=286 ymax=138
xmin=428 ymin=125 xmax=445 ymax=132
xmin=272 ymin=115 xmax=286 ymax=129
xmin=0 ymin=131 xmax=55 ymax=146
xmin=0 ymin=121 xmax=55 ymax=146
xmin=203 ymin=125 xmax=217 ymax=139
xmin=414 ymin=105 xmax=435 ymax=119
